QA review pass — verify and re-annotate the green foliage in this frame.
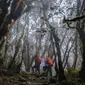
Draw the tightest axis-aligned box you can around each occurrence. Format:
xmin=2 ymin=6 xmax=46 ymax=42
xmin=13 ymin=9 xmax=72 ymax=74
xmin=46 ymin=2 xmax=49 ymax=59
xmin=59 ymin=80 xmax=80 ymax=85
xmin=67 ymin=68 xmax=80 ymax=73
xmin=40 ymin=72 xmax=48 ymax=77
xmin=20 ymin=71 xmax=30 ymax=78
xmin=60 ymin=68 xmax=84 ymax=85
xmin=23 ymin=36 xmax=28 ymax=40
xmin=0 ymin=52 xmax=2 ymax=56
xmin=49 ymin=84 xmax=55 ymax=85
xmin=65 ymin=68 xmax=80 ymax=80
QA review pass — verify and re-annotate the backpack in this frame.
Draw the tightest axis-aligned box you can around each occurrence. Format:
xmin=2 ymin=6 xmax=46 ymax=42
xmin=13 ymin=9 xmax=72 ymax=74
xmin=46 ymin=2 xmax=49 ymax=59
xmin=36 ymin=56 xmax=42 ymax=63
xmin=46 ymin=57 xmax=53 ymax=66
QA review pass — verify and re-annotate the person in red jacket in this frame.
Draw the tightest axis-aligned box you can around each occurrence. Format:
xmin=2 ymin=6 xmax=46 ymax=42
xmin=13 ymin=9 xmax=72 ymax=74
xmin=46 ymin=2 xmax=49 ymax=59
xmin=43 ymin=57 xmax=53 ymax=76
xmin=32 ymin=55 xmax=42 ymax=74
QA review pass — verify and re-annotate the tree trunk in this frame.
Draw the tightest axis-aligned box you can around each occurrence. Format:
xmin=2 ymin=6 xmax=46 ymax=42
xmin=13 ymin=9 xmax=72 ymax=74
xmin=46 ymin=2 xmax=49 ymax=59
xmin=50 ymin=33 xmax=59 ymax=76
xmin=77 ymin=0 xmax=85 ymax=81
xmin=72 ymin=32 xmax=78 ymax=69
xmin=77 ymin=24 xmax=85 ymax=81
xmin=51 ymin=29 xmax=66 ymax=81
xmin=8 ymin=28 xmax=24 ymax=70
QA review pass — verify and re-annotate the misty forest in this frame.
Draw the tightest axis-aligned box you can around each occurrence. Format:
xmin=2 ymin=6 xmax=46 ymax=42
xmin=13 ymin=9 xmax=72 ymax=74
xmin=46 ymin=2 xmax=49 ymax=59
xmin=0 ymin=0 xmax=85 ymax=85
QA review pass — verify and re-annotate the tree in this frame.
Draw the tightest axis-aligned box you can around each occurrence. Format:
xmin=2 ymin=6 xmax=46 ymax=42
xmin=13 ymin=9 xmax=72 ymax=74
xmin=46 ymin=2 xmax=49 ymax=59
xmin=64 ymin=0 xmax=85 ymax=82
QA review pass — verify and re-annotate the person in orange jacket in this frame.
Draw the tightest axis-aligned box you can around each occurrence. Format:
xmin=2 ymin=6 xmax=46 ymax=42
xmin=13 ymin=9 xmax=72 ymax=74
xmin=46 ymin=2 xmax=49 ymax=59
xmin=43 ymin=57 xmax=53 ymax=76
xmin=32 ymin=55 xmax=42 ymax=74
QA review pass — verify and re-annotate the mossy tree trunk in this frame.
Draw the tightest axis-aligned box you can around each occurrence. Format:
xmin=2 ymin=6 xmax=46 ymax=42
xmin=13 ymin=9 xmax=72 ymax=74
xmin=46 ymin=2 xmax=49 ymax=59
xmin=76 ymin=0 xmax=85 ymax=81
xmin=64 ymin=0 xmax=85 ymax=81
xmin=77 ymin=24 xmax=85 ymax=81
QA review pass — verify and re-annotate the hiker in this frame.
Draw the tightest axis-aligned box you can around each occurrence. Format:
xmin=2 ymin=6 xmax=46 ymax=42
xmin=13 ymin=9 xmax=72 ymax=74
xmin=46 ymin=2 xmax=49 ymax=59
xmin=32 ymin=56 xmax=42 ymax=74
xmin=43 ymin=57 xmax=53 ymax=76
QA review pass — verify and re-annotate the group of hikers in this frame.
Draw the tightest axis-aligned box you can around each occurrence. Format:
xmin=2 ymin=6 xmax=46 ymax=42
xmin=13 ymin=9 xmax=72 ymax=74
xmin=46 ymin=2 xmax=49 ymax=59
xmin=32 ymin=55 xmax=53 ymax=76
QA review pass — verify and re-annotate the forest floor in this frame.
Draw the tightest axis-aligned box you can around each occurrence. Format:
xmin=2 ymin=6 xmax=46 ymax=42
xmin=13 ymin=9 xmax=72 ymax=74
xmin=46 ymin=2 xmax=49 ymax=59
xmin=0 ymin=69 xmax=54 ymax=85
xmin=0 ymin=69 xmax=84 ymax=85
